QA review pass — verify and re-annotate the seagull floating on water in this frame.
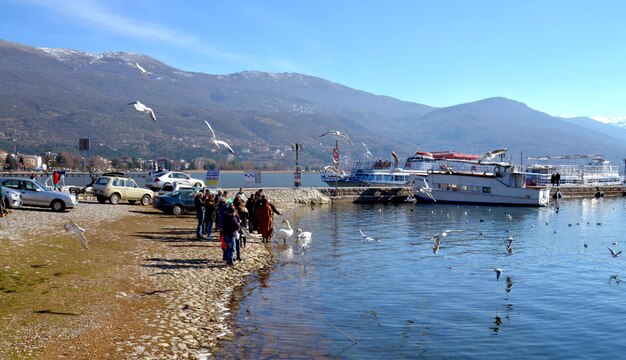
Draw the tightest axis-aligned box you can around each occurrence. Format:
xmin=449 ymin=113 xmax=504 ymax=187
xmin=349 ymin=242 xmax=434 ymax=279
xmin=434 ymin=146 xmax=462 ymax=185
xmin=64 ymin=221 xmax=90 ymax=250
xmin=505 ymin=236 xmax=513 ymax=253
xmin=204 ymin=120 xmax=235 ymax=154
xmin=358 ymin=229 xmax=378 ymax=242
xmin=319 ymin=130 xmax=353 ymax=145
xmin=128 ymin=101 xmax=156 ymax=121
xmin=135 ymin=62 xmax=152 ymax=76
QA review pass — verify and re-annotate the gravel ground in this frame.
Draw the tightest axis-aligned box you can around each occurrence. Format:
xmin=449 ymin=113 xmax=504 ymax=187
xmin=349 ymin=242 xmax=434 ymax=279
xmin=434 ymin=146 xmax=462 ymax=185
xmin=0 ymin=189 xmax=330 ymax=359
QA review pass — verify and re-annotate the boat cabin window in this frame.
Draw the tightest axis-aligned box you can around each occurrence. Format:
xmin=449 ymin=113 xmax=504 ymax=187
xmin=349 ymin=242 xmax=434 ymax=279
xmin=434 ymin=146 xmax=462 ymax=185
xmin=472 ymin=186 xmax=480 ymax=192
xmin=482 ymin=187 xmax=491 ymax=194
xmin=461 ymin=185 xmax=468 ymax=192
xmin=451 ymin=184 xmax=459 ymax=192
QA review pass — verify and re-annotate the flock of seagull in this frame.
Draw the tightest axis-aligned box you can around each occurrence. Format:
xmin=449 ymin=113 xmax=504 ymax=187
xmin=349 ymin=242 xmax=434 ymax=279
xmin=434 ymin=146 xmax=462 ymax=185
xmin=127 ymin=62 xmax=236 ymax=155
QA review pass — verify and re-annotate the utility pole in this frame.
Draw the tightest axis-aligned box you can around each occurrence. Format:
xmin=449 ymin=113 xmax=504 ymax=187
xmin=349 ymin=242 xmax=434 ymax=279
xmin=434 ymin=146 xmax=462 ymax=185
xmin=291 ymin=143 xmax=303 ymax=187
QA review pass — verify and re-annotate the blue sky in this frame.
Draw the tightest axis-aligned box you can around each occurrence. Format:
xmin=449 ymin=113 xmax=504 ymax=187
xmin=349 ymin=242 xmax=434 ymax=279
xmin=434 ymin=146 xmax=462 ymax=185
xmin=1 ymin=0 xmax=625 ymax=120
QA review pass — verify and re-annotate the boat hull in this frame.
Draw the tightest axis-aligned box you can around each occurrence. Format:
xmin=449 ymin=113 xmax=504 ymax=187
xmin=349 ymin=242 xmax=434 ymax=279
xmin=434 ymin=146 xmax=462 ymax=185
xmin=414 ymin=172 xmax=550 ymax=206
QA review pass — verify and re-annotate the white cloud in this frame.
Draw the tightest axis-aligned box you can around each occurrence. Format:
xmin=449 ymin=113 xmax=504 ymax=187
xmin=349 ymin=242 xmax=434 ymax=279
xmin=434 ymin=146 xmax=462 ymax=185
xmin=22 ymin=0 xmax=242 ymax=60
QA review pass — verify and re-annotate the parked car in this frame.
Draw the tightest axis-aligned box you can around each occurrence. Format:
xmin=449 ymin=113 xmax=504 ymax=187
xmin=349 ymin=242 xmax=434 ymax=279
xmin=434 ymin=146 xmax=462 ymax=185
xmin=92 ymin=175 xmax=153 ymax=205
xmin=2 ymin=187 xmax=23 ymax=209
xmin=155 ymin=182 xmax=197 ymax=196
xmin=153 ymin=189 xmax=198 ymax=215
xmin=145 ymin=171 xmax=205 ymax=191
xmin=0 ymin=177 xmax=78 ymax=211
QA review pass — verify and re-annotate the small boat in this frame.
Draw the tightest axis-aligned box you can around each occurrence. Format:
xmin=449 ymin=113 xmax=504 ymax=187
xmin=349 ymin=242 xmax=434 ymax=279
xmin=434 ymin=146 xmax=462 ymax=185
xmin=321 ymin=152 xmax=437 ymax=187
xmin=412 ymin=162 xmax=550 ymax=206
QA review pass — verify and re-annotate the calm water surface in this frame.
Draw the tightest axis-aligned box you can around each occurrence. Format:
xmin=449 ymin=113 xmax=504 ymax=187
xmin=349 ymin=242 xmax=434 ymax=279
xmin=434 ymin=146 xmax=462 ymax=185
xmin=217 ymin=197 xmax=626 ymax=359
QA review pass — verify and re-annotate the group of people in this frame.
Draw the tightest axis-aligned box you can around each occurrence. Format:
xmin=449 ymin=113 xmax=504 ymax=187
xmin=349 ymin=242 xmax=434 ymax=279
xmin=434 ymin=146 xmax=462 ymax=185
xmin=193 ymin=188 xmax=281 ymax=266
xmin=244 ymin=189 xmax=281 ymax=243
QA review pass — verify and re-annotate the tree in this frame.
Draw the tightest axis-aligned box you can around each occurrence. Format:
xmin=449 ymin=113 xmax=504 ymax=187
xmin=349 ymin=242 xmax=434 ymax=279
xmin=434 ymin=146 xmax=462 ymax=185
xmin=111 ymin=158 xmax=123 ymax=170
xmin=4 ymin=154 xmax=17 ymax=171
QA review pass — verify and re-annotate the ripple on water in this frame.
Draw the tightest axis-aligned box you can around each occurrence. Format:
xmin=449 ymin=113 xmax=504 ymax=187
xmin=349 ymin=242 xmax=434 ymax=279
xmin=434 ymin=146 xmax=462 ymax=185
xmin=217 ymin=198 xmax=626 ymax=359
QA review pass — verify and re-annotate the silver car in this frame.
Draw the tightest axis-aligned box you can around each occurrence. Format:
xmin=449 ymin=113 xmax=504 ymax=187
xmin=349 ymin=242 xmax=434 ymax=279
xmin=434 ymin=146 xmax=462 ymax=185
xmin=0 ymin=177 xmax=78 ymax=211
xmin=2 ymin=187 xmax=23 ymax=209
xmin=144 ymin=171 xmax=205 ymax=191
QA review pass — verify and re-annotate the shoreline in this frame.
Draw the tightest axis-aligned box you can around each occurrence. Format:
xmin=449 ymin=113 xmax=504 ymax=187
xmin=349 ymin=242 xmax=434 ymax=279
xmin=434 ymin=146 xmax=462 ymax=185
xmin=0 ymin=188 xmax=331 ymax=359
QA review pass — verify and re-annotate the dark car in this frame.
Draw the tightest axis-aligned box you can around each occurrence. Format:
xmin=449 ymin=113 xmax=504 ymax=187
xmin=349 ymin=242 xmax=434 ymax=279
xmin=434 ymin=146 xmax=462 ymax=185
xmin=152 ymin=189 xmax=197 ymax=215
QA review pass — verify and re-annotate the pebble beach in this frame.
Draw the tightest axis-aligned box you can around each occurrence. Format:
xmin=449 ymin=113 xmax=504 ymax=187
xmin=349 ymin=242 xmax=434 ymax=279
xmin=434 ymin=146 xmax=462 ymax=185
xmin=0 ymin=188 xmax=331 ymax=359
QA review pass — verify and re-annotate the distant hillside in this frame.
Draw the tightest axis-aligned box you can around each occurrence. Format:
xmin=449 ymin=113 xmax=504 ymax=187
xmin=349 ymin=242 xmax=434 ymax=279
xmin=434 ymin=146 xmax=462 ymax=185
xmin=1 ymin=39 xmax=626 ymax=170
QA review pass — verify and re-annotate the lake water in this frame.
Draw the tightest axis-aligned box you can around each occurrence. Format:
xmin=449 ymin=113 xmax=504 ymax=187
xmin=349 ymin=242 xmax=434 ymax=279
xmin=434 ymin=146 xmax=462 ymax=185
xmin=217 ymin=197 xmax=626 ymax=359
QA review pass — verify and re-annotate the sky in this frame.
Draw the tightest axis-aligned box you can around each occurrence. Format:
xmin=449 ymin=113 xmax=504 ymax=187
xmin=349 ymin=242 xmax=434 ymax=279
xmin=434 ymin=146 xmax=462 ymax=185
xmin=1 ymin=0 xmax=626 ymax=121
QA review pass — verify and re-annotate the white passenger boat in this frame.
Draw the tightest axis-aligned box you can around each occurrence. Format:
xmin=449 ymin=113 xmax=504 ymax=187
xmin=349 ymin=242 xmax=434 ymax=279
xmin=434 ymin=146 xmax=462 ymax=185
xmin=525 ymin=155 xmax=622 ymax=187
xmin=412 ymin=162 xmax=551 ymax=206
xmin=321 ymin=152 xmax=437 ymax=187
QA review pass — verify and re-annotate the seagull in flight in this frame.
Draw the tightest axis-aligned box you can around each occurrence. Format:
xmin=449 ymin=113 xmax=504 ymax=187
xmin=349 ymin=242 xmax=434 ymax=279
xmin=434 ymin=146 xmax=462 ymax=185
xmin=204 ymin=120 xmax=235 ymax=154
xmin=431 ymin=230 xmax=462 ymax=254
xmin=608 ymin=247 xmax=622 ymax=257
xmin=418 ymin=178 xmax=436 ymax=202
xmin=128 ymin=101 xmax=156 ymax=121
xmin=135 ymin=62 xmax=152 ymax=76
xmin=320 ymin=130 xmax=353 ymax=145
xmin=492 ymin=268 xmax=504 ymax=281
xmin=64 ymin=221 xmax=90 ymax=250
xmin=479 ymin=148 xmax=508 ymax=163
xmin=359 ymin=229 xmax=378 ymax=242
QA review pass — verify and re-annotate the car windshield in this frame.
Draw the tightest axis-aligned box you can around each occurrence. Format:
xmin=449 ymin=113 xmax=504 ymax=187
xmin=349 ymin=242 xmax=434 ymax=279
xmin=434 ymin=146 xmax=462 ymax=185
xmin=33 ymin=180 xmax=47 ymax=191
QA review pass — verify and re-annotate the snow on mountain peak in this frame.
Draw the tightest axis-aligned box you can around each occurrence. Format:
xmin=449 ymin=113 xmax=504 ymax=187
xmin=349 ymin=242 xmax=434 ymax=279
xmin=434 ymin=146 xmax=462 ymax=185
xmin=590 ymin=115 xmax=626 ymax=125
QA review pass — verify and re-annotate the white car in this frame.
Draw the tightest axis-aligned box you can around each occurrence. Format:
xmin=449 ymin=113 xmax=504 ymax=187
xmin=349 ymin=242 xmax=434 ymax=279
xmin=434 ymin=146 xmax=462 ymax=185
xmin=144 ymin=171 xmax=204 ymax=191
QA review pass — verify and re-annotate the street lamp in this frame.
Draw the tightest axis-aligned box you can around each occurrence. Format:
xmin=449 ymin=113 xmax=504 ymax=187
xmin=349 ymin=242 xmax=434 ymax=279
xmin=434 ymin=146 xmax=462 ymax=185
xmin=291 ymin=143 xmax=303 ymax=187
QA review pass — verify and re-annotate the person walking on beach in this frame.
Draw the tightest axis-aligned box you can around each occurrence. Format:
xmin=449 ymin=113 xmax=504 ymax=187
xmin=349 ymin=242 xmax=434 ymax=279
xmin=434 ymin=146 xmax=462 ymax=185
xmin=194 ymin=191 xmax=205 ymax=239
xmin=245 ymin=193 xmax=256 ymax=232
xmin=222 ymin=205 xmax=241 ymax=266
xmin=53 ymin=170 xmax=61 ymax=191
xmin=257 ymin=195 xmax=274 ymax=243
xmin=203 ymin=192 xmax=216 ymax=240
xmin=236 ymin=199 xmax=249 ymax=249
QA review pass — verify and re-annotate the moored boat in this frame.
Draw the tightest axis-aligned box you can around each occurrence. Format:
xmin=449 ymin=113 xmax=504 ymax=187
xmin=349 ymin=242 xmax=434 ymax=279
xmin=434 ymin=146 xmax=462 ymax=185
xmin=412 ymin=163 xmax=550 ymax=206
xmin=321 ymin=152 xmax=437 ymax=187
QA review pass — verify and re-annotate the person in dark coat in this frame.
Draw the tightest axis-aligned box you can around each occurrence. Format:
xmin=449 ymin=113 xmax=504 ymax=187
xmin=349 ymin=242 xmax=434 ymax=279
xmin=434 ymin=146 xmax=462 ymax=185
xmin=203 ymin=192 xmax=216 ymax=240
xmin=194 ymin=191 xmax=205 ymax=238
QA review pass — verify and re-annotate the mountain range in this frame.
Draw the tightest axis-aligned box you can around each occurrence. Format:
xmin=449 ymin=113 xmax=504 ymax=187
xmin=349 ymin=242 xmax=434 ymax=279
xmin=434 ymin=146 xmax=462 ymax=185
xmin=1 ymin=39 xmax=625 ymax=170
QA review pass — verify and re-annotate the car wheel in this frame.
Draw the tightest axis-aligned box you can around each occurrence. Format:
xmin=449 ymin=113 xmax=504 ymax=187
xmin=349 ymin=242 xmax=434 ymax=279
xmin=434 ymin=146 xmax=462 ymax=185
xmin=50 ymin=199 xmax=65 ymax=212
xmin=141 ymin=194 xmax=152 ymax=206
xmin=96 ymin=196 xmax=106 ymax=204
xmin=172 ymin=204 xmax=184 ymax=215
xmin=128 ymin=200 xmax=136 ymax=205
xmin=110 ymin=193 xmax=121 ymax=205
xmin=194 ymin=182 xmax=203 ymax=188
